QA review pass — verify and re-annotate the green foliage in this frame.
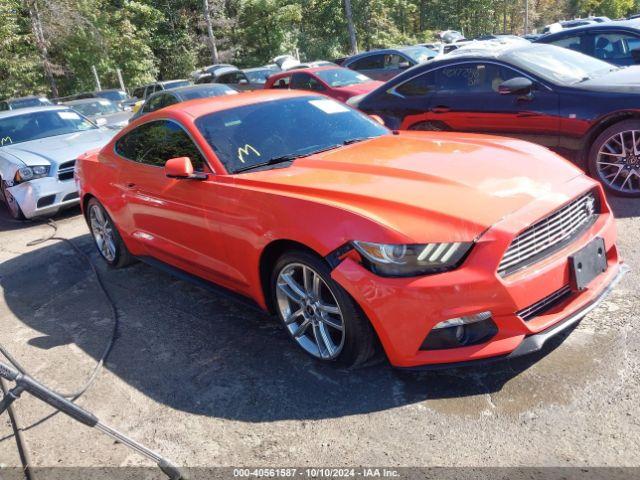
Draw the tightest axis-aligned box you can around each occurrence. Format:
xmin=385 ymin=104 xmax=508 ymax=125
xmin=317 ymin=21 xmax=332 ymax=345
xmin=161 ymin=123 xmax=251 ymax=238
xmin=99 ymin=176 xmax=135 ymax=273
xmin=1 ymin=0 xmax=639 ymax=100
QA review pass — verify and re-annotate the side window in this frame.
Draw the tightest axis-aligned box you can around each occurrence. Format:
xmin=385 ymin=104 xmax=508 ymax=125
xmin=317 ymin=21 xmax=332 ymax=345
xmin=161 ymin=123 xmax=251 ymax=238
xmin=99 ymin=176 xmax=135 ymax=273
xmin=349 ymin=54 xmax=385 ymax=71
xmin=592 ymin=32 xmax=640 ymax=63
xmin=272 ymin=76 xmax=291 ymax=89
xmin=115 ymin=120 xmax=206 ymax=171
xmin=290 ymin=73 xmax=325 ymax=91
xmin=437 ymin=63 xmax=519 ymax=93
xmin=384 ymin=54 xmax=404 ymax=69
xmin=395 ymin=70 xmax=438 ymax=97
xmin=549 ymin=35 xmax=583 ymax=53
xmin=132 ymin=87 xmax=145 ymax=99
xmin=0 ymin=102 xmax=8 ymax=111
xmin=115 ymin=121 xmax=166 ymax=165
xmin=163 ymin=122 xmax=206 ymax=171
xmin=144 ymin=94 xmax=166 ymax=113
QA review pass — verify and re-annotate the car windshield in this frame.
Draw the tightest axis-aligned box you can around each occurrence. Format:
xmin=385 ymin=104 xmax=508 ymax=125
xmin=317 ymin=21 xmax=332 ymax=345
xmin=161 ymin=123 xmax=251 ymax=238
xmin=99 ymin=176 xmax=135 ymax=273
xmin=164 ymin=80 xmax=191 ymax=90
xmin=70 ymin=100 xmax=120 ymax=116
xmin=0 ymin=109 xmax=96 ymax=146
xmin=180 ymin=85 xmax=238 ymax=100
xmin=10 ymin=97 xmax=51 ymax=109
xmin=96 ymin=90 xmax=128 ymax=102
xmin=314 ymin=68 xmax=372 ymax=87
xmin=402 ymin=46 xmax=437 ymax=63
xmin=195 ymin=96 xmax=388 ymax=174
xmin=503 ymin=44 xmax=619 ymax=84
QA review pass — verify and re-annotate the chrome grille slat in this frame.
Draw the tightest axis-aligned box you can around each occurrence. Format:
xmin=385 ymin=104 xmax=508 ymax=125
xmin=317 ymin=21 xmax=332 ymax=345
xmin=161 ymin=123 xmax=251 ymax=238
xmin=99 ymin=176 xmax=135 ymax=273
xmin=57 ymin=160 xmax=76 ymax=181
xmin=517 ymin=285 xmax=572 ymax=321
xmin=498 ymin=192 xmax=599 ymax=276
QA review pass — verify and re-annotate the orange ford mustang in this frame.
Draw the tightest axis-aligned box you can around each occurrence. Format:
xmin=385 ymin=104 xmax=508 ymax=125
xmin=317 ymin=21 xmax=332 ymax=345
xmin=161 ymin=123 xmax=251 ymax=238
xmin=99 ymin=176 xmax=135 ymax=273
xmin=75 ymin=90 xmax=627 ymax=369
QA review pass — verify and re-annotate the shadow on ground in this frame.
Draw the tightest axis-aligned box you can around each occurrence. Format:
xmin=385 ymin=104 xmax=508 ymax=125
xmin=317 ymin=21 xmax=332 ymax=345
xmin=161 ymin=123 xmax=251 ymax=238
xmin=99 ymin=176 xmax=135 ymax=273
xmin=606 ymin=195 xmax=640 ymax=219
xmin=0 ymin=222 xmax=576 ymax=423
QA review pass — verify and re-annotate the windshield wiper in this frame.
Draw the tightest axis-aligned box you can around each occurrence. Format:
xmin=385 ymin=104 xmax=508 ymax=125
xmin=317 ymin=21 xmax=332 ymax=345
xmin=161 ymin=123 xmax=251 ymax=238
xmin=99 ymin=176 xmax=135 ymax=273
xmin=343 ymin=136 xmax=376 ymax=145
xmin=234 ymin=154 xmax=301 ymax=173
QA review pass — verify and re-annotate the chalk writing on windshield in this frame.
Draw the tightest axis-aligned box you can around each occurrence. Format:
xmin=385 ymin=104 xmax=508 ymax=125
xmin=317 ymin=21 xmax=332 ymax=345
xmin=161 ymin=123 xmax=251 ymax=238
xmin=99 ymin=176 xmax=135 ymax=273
xmin=1 ymin=136 xmax=12 ymax=146
xmin=237 ymin=144 xmax=261 ymax=163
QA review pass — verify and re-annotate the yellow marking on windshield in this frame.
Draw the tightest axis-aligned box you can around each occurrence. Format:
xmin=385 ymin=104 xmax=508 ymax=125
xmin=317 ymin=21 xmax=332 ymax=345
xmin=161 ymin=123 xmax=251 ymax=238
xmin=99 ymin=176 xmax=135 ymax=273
xmin=237 ymin=144 xmax=261 ymax=163
xmin=1 ymin=136 xmax=12 ymax=146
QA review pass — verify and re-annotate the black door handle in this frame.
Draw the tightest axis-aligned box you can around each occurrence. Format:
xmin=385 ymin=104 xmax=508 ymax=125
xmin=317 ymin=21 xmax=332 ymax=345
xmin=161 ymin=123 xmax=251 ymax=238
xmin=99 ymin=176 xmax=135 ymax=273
xmin=431 ymin=106 xmax=451 ymax=113
xmin=125 ymin=183 xmax=136 ymax=189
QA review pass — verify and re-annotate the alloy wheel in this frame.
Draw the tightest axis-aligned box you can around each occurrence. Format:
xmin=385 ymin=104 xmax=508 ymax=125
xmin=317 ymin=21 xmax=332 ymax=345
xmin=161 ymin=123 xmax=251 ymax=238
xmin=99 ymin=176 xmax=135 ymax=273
xmin=89 ymin=204 xmax=117 ymax=262
xmin=596 ymin=130 xmax=640 ymax=194
xmin=275 ymin=262 xmax=345 ymax=360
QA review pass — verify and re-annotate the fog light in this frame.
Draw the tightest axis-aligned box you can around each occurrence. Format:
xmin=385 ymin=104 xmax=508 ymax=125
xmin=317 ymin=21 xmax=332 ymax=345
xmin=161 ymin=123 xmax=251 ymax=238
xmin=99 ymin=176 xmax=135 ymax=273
xmin=421 ymin=311 xmax=497 ymax=350
xmin=432 ymin=311 xmax=492 ymax=329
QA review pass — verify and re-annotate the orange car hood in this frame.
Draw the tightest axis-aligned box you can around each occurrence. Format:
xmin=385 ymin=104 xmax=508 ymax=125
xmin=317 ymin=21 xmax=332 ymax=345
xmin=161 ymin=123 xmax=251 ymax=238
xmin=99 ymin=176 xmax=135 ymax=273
xmin=237 ymin=132 xmax=584 ymax=242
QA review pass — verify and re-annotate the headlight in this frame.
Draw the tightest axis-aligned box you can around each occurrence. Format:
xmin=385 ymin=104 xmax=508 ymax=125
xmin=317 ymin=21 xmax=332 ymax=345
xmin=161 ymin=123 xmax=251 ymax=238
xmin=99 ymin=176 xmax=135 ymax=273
xmin=352 ymin=240 xmax=473 ymax=277
xmin=14 ymin=165 xmax=50 ymax=183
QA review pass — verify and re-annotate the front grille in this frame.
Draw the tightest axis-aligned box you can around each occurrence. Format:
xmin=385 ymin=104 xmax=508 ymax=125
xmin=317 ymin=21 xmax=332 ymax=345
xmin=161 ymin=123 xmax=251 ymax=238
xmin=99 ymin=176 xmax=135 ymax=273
xmin=517 ymin=285 xmax=572 ymax=321
xmin=498 ymin=191 xmax=599 ymax=276
xmin=57 ymin=160 xmax=76 ymax=181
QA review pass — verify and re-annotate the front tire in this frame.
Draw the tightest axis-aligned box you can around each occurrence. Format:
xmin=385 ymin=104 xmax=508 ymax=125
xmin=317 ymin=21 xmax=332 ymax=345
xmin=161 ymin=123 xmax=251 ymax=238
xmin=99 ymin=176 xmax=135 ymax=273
xmin=86 ymin=198 xmax=135 ymax=268
xmin=270 ymin=249 xmax=377 ymax=367
xmin=1 ymin=180 xmax=25 ymax=220
xmin=589 ymin=119 xmax=640 ymax=197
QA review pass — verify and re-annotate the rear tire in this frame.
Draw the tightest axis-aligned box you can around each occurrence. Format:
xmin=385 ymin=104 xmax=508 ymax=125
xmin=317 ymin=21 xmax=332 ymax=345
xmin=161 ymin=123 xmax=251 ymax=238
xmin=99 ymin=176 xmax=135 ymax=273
xmin=270 ymin=249 xmax=377 ymax=367
xmin=588 ymin=119 xmax=640 ymax=197
xmin=86 ymin=198 xmax=135 ymax=268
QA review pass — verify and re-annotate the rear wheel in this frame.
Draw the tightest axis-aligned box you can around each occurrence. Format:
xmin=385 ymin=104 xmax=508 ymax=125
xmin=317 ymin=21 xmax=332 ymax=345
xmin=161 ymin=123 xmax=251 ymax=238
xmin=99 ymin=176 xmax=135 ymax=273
xmin=271 ymin=250 xmax=377 ymax=367
xmin=1 ymin=180 xmax=25 ymax=220
xmin=86 ymin=198 xmax=134 ymax=268
xmin=589 ymin=120 xmax=640 ymax=197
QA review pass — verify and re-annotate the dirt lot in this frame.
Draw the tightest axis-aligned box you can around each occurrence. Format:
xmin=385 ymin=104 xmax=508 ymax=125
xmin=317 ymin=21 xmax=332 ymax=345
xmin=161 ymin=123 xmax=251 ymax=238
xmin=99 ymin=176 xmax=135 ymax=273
xmin=0 ymin=197 xmax=639 ymax=470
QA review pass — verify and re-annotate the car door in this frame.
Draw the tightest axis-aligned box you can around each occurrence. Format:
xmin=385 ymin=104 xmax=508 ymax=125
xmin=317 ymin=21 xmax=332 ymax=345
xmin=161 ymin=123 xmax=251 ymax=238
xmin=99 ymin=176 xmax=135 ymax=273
xmin=113 ymin=119 xmax=229 ymax=278
xmin=405 ymin=61 xmax=560 ymax=148
xmin=347 ymin=54 xmax=386 ymax=80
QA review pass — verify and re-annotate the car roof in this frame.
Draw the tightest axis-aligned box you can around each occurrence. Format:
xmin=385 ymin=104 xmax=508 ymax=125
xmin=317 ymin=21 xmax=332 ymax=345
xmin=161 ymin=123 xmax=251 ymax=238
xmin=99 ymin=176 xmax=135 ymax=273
xmin=64 ymin=98 xmax=113 ymax=105
xmin=441 ymin=38 xmax=532 ymax=60
xmin=0 ymin=105 xmax=66 ymax=119
xmin=5 ymin=95 xmax=49 ymax=103
xmin=211 ymin=66 xmax=240 ymax=77
xmin=271 ymin=65 xmax=343 ymax=77
xmin=159 ymin=89 xmax=316 ymax=119
xmin=538 ymin=18 xmax=640 ymax=39
xmin=243 ymin=66 xmax=278 ymax=72
xmin=159 ymin=79 xmax=190 ymax=85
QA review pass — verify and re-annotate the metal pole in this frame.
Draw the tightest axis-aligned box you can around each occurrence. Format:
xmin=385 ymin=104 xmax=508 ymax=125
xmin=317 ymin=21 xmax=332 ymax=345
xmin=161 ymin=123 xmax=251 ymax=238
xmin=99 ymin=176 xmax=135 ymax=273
xmin=91 ymin=65 xmax=102 ymax=91
xmin=116 ymin=68 xmax=126 ymax=93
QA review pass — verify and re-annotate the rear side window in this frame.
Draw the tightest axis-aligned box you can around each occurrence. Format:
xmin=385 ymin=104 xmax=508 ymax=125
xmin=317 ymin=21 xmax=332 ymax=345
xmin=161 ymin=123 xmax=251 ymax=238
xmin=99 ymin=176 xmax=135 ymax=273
xmin=349 ymin=54 xmax=385 ymax=70
xmin=590 ymin=32 xmax=640 ymax=63
xmin=437 ymin=63 xmax=519 ymax=93
xmin=395 ymin=70 xmax=438 ymax=96
xmin=115 ymin=120 xmax=206 ymax=171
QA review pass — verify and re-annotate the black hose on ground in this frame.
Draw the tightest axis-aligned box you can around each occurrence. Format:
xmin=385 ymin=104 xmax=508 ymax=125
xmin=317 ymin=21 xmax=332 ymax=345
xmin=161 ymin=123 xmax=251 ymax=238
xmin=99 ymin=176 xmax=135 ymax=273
xmin=0 ymin=218 xmax=121 ymax=477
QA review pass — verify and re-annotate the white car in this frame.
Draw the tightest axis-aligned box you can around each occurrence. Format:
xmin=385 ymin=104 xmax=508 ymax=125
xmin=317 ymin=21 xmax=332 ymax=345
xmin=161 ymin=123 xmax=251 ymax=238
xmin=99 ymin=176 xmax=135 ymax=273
xmin=0 ymin=106 xmax=116 ymax=219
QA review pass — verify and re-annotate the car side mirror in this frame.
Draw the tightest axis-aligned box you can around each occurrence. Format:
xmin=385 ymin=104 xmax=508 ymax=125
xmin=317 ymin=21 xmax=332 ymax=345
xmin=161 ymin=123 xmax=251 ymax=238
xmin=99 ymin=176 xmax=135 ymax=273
xmin=498 ymin=77 xmax=533 ymax=96
xmin=398 ymin=61 xmax=411 ymax=69
xmin=95 ymin=117 xmax=107 ymax=127
xmin=369 ymin=114 xmax=385 ymax=125
xmin=165 ymin=157 xmax=207 ymax=180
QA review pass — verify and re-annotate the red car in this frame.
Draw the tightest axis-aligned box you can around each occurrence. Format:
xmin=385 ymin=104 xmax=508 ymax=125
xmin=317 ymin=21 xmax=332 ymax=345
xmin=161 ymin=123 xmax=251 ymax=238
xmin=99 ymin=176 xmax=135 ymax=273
xmin=76 ymin=90 xmax=626 ymax=369
xmin=264 ymin=66 xmax=383 ymax=103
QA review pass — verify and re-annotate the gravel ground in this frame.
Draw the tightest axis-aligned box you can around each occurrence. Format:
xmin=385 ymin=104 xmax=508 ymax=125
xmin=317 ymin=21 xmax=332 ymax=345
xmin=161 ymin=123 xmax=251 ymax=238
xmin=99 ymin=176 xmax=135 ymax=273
xmin=0 ymin=196 xmax=639 ymax=471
